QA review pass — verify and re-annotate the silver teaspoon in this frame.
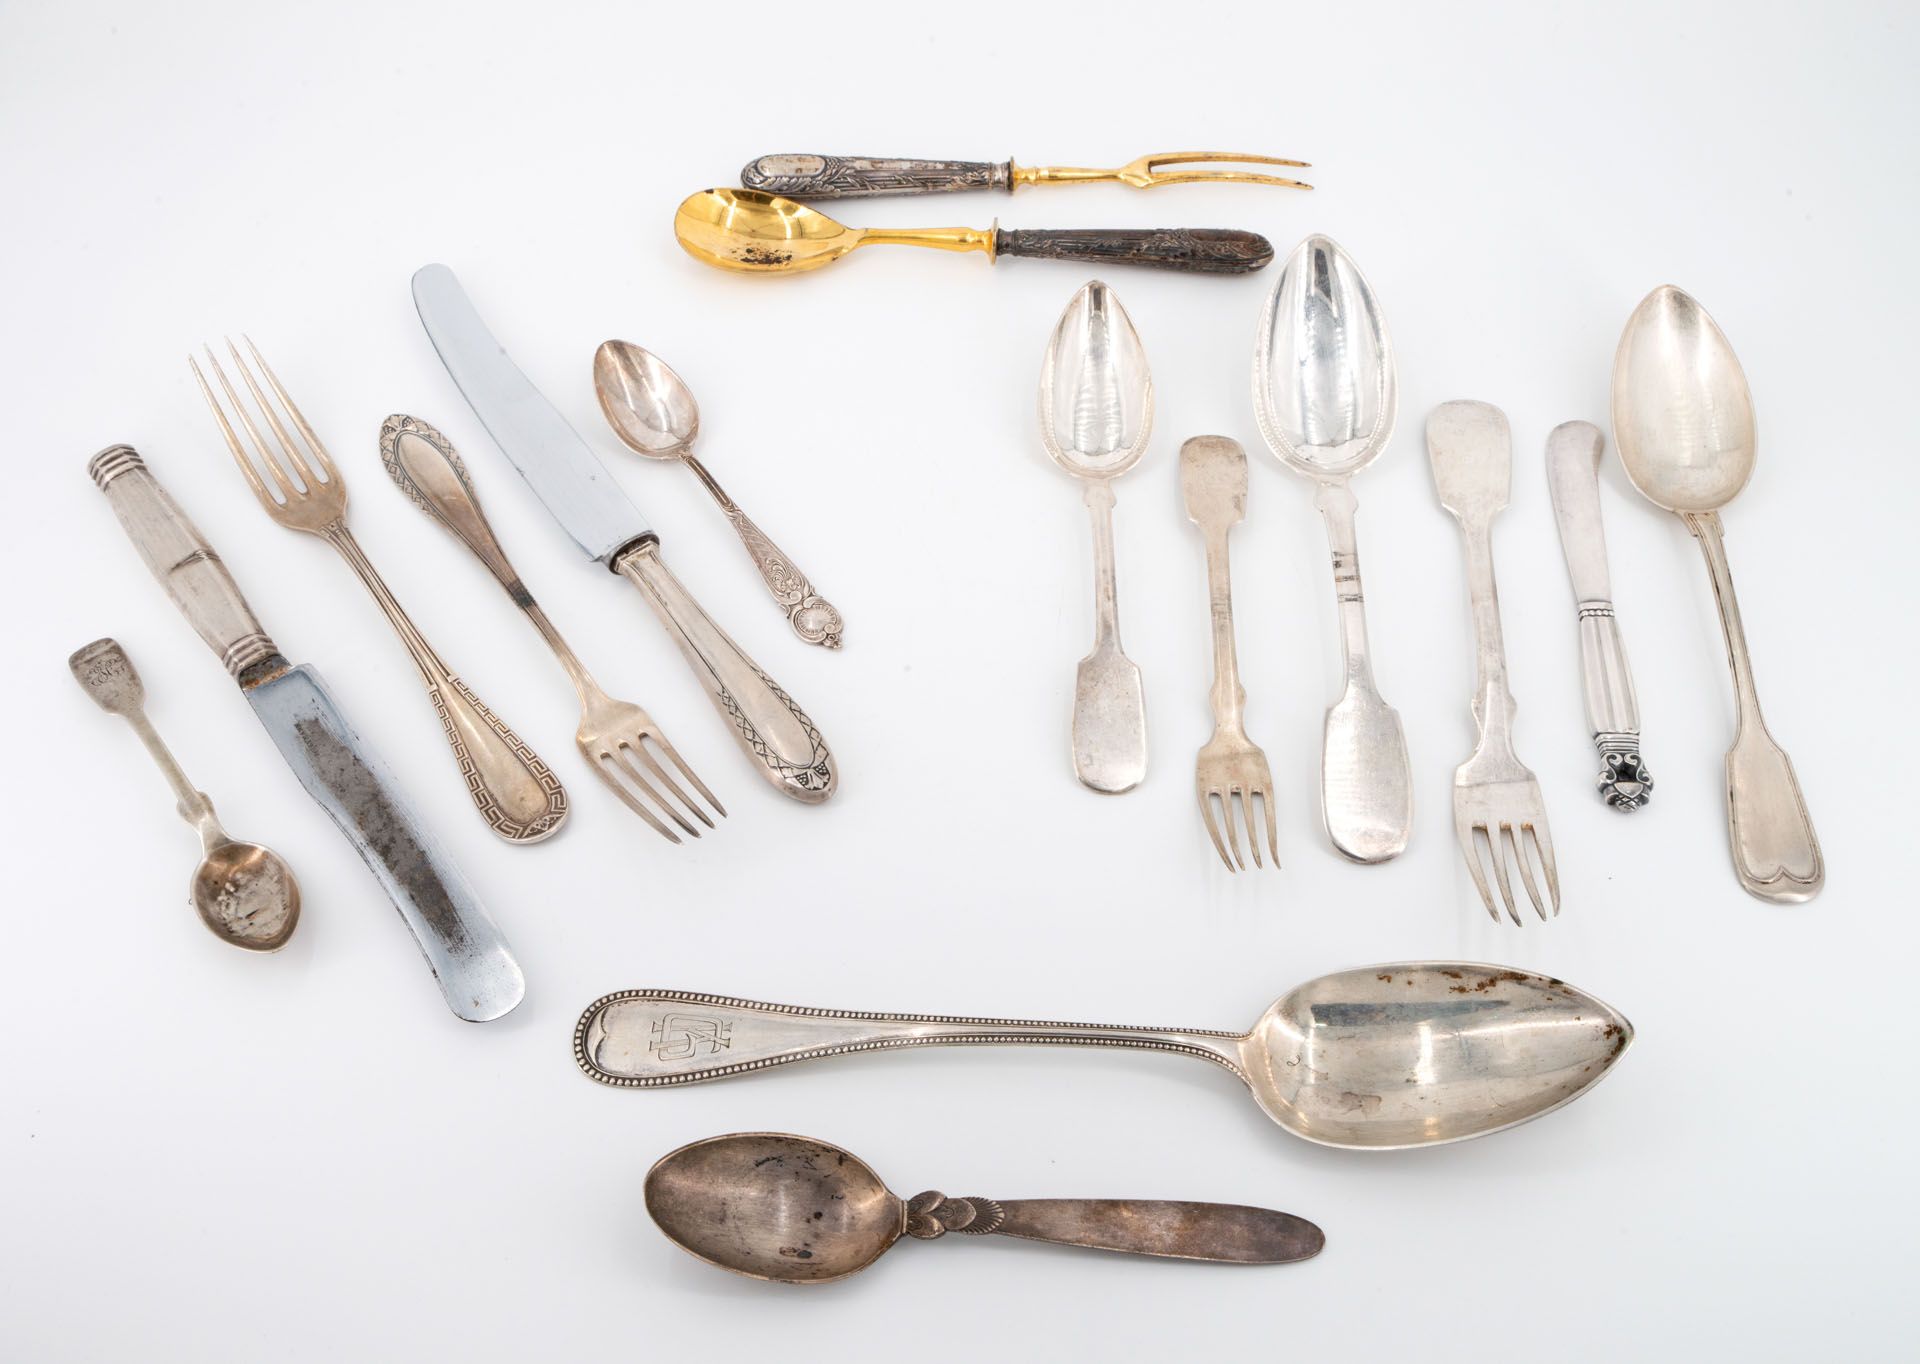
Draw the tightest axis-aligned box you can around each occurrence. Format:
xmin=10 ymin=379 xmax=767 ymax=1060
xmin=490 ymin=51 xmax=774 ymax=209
xmin=1610 ymin=285 xmax=1822 ymax=902
xmin=576 ymin=963 xmax=1633 ymax=1151
xmin=594 ymin=341 xmax=844 ymax=649
xmin=1040 ymin=279 xmax=1152 ymax=793
xmin=1253 ymin=235 xmax=1413 ymax=862
xmin=646 ymin=1132 xmax=1324 ymax=1284
xmin=69 ymin=638 xmax=300 ymax=951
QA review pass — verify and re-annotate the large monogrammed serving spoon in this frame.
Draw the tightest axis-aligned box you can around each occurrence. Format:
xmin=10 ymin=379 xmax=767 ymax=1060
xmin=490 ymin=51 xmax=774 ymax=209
xmin=576 ymin=963 xmax=1633 ymax=1151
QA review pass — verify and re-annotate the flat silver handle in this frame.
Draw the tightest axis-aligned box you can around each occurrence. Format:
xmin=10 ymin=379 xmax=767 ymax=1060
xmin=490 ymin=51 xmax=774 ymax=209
xmin=615 ymin=542 xmax=835 ymax=802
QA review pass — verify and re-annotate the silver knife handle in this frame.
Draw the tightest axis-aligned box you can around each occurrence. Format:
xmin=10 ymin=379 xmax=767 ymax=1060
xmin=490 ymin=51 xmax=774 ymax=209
xmin=740 ymin=153 xmax=1011 ymax=198
xmin=1546 ymin=422 xmax=1650 ymax=810
xmin=88 ymin=445 xmax=283 ymax=681
xmin=615 ymin=542 xmax=836 ymax=802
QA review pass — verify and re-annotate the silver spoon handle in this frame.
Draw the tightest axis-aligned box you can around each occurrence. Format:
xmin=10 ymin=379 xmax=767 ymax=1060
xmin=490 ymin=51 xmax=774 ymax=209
xmin=1685 ymin=511 xmax=1823 ymax=901
xmin=573 ymin=990 xmax=1245 ymax=1088
xmin=684 ymin=454 xmax=843 ymax=649
xmin=902 ymin=1194 xmax=1323 ymax=1265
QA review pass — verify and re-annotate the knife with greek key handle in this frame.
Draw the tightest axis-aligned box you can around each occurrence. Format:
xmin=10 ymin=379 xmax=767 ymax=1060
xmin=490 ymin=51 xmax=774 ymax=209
xmin=88 ymin=444 xmax=525 ymax=1021
xmin=411 ymin=264 xmax=836 ymax=803
xmin=1546 ymin=421 xmax=1651 ymax=811
xmin=740 ymin=150 xmax=1313 ymax=198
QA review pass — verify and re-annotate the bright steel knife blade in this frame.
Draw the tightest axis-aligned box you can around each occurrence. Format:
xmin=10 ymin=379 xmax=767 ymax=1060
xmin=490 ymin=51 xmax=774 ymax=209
xmin=89 ymin=444 xmax=525 ymax=1021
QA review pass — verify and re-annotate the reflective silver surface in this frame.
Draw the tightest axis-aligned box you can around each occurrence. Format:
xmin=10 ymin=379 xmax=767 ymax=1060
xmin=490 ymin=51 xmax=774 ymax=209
xmin=1611 ymin=285 xmax=1822 ymax=901
xmin=576 ymin=963 xmax=1633 ymax=1151
xmin=1428 ymin=401 xmax=1561 ymax=924
xmin=1252 ymin=235 xmax=1412 ymax=862
xmin=1038 ymin=280 xmax=1152 ymax=794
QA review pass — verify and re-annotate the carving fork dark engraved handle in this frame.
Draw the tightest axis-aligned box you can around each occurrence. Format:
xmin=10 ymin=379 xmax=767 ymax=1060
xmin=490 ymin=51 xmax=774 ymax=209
xmin=995 ymin=227 xmax=1273 ymax=274
xmin=907 ymin=1195 xmax=1325 ymax=1265
xmin=741 ymin=153 xmax=1011 ymax=198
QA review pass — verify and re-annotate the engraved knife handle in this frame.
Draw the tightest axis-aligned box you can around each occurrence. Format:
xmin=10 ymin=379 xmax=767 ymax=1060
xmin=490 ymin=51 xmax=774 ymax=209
xmin=615 ymin=542 xmax=835 ymax=802
xmin=1546 ymin=421 xmax=1650 ymax=811
xmin=88 ymin=445 xmax=282 ymax=680
xmin=683 ymin=454 xmax=842 ymax=649
xmin=741 ymin=153 xmax=1011 ymax=198
xmin=902 ymin=1194 xmax=1324 ymax=1265
xmin=574 ymin=990 xmax=1245 ymax=1088
xmin=993 ymin=227 xmax=1273 ymax=274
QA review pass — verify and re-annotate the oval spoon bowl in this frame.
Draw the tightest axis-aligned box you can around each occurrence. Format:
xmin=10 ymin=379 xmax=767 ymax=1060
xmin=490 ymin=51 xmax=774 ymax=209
xmin=674 ymin=188 xmax=853 ymax=274
xmin=1610 ymin=284 xmax=1757 ymax=513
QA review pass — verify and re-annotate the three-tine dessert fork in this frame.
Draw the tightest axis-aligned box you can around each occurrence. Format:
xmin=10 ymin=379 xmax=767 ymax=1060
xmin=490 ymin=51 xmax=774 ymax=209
xmin=380 ymin=414 xmax=722 ymax=842
xmin=1427 ymin=401 xmax=1559 ymax=923
xmin=192 ymin=339 xmax=568 ymax=843
xmin=1181 ymin=436 xmax=1278 ymax=870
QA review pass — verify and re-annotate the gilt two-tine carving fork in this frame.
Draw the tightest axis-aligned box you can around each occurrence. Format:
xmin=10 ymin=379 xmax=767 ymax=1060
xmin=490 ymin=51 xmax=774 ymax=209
xmin=1181 ymin=436 xmax=1278 ymax=871
xmin=740 ymin=150 xmax=1314 ymax=198
xmin=192 ymin=339 xmax=568 ymax=843
xmin=380 ymin=414 xmax=722 ymax=842
xmin=1427 ymin=401 xmax=1559 ymax=924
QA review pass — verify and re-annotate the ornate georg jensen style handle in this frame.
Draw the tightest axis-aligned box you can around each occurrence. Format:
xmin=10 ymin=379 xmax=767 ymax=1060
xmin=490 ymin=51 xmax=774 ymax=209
xmin=901 ymin=1194 xmax=1324 ymax=1264
xmin=574 ymin=990 xmax=1244 ymax=1088
xmin=682 ymin=454 xmax=843 ymax=649
xmin=615 ymin=543 xmax=836 ymax=802
xmin=995 ymin=227 xmax=1273 ymax=274
xmin=742 ymin=153 xmax=1011 ymax=198
xmin=88 ymin=446 xmax=283 ymax=680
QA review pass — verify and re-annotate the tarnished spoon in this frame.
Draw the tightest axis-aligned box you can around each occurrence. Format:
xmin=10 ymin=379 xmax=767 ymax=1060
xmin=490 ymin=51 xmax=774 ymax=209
xmin=576 ymin=963 xmax=1633 ymax=1151
xmin=1253 ymin=234 xmax=1413 ymax=863
xmin=1610 ymin=285 xmax=1822 ymax=902
xmin=646 ymin=1132 xmax=1325 ymax=1284
xmin=1040 ymin=279 xmax=1153 ymax=793
xmin=593 ymin=340 xmax=843 ymax=648
xmin=69 ymin=638 xmax=299 ymax=950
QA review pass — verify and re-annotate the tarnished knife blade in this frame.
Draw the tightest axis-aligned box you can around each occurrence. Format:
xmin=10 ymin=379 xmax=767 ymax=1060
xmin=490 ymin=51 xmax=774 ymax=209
xmin=247 ymin=665 xmax=526 ymax=1021
xmin=411 ymin=262 xmax=650 ymax=566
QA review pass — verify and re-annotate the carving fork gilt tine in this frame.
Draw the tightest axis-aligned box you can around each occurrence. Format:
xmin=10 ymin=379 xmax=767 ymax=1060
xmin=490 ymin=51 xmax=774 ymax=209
xmin=1124 ymin=151 xmax=1314 ymax=190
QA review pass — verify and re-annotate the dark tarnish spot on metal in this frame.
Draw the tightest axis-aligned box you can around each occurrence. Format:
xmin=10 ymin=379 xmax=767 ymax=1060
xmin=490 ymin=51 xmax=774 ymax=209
xmin=1336 ymin=1091 xmax=1384 ymax=1115
xmin=1449 ymin=970 xmax=1534 ymax=995
xmin=293 ymin=716 xmax=470 ymax=948
xmin=737 ymin=246 xmax=793 ymax=267
xmin=778 ymin=1246 xmax=813 ymax=1259
xmin=1377 ymin=973 xmax=1393 ymax=982
xmin=1440 ymin=970 xmax=1464 ymax=979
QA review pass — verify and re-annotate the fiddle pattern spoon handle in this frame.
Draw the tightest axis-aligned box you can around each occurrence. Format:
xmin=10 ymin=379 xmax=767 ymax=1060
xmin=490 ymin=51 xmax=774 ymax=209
xmin=903 ymin=1193 xmax=1324 ymax=1264
xmin=573 ymin=989 xmax=1246 ymax=1088
xmin=1684 ymin=510 xmax=1823 ymax=901
xmin=682 ymin=453 xmax=843 ymax=648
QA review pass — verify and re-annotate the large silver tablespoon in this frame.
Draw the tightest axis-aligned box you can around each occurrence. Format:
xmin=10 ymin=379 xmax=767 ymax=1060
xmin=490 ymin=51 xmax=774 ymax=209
xmin=69 ymin=638 xmax=300 ymax=950
xmin=1253 ymin=235 xmax=1413 ymax=862
xmin=645 ymin=1132 xmax=1324 ymax=1284
xmin=1611 ymin=285 xmax=1822 ymax=902
xmin=576 ymin=962 xmax=1633 ymax=1150
xmin=594 ymin=340 xmax=844 ymax=649
xmin=1040 ymin=279 xmax=1153 ymax=793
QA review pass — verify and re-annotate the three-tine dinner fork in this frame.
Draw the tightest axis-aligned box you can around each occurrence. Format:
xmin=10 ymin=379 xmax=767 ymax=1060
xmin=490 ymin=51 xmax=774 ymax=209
xmin=1427 ymin=402 xmax=1559 ymax=923
xmin=380 ymin=414 xmax=722 ymax=842
xmin=1181 ymin=436 xmax=1279 ymax=871
xmin=192 ymin=339 xmax=568 ymax=843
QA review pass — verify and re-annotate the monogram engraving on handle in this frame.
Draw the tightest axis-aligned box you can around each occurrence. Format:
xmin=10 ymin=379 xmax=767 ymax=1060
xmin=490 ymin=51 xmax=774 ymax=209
xmin=648 ymin=1013 xmax=734 ymax=1061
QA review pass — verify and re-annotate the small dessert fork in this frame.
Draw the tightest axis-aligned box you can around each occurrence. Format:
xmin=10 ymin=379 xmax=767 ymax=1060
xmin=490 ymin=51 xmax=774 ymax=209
xmin=192 ymin=339 xmax=568 ymax=843
xmin=1181 ymin=436 xmax=1278 ymax=871
xmin=381 ymin=414 xmax=722 ymax=842
xmin=1427 ymin=401 xmax=1559 ymax=923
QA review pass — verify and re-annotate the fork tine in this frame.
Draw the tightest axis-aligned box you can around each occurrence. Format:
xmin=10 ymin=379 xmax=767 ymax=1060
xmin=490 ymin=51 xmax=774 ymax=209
xmin=1145 ymin=150 xmax=1313 ymax=169
xmin=1239 ymin=790 xmax=1262 ymax=869
xmin=244 ymin=335 xmax=336 ymax=482
xmin=607 ymin=741 xmax=700 ymax=839
xmin=1138 ymin=151 xmax=1312 ymax=190
xmin=1511 ymin=824 xmax=1549 ymax=922
xmin=588 ymin=750 xmax=680 ymax=843
xmin=190 ymin=354 xmax=280 ymax=508
xmin=651 ymin=736 xmax=726 ymax=820
xmin=1488 ymin=824 xmax=1523 ymax=926
xmin=1526 ymin=822 xmax=1561 ymax=916
xmin=626 ymin=735 xmax=717 ymax=830
xmin=202 ymin=346 xmax=298 ymax=502
xmin=1197 ymin=788 xmax=1233 ymax=870
xmin=226 ymin=338 xmax=318 ymax=492
xmin=1457 ymin=816 xmax=1500 ymax=923
xmin=1259 ymin=789 xmax=1279 ymax=869
xmin=1220 ymin=790 xmax=1246 ymax=870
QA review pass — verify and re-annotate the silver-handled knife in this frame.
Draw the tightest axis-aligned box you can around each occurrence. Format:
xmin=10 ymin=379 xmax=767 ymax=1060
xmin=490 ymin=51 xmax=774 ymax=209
xmin=1545 ymin=421 xmax=1652 ymax=811
xmin=89 ymin=445 xmax=525 ymax=1022
xmin=410 ymin=264 xmax=835 ymax=803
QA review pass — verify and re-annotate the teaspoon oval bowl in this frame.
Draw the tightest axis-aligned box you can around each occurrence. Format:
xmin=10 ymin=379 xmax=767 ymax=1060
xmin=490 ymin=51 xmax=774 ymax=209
xmin=592 ymin=340 xmax=698 ymax=459
xmin=1611 ymin=284 xmax=1756 ymax=512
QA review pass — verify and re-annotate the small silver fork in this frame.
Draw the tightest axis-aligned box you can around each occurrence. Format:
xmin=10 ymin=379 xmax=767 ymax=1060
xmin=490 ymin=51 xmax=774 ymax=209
xmin=1182 ymin=436 xmax=1279 ymax=871
xmin=1428 ymin=401 xmax=1560 ymax=923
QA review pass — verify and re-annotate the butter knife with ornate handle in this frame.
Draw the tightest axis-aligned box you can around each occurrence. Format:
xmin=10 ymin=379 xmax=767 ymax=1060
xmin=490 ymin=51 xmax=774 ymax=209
xmin=740 ymin=151 xmax=1313 ymax=198
xmin=411 ymin=264 xmax=835 ymax=803
xmin=1546 ymin=421 xmax=1651 ymax=811
xmin=88 ymin=445 xmax=524 ymax=1021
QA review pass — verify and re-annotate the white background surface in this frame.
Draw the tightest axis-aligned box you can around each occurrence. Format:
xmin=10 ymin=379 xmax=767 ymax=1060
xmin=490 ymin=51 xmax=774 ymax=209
xmin=3 ymin=1 xmax=1915 ymax=1358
